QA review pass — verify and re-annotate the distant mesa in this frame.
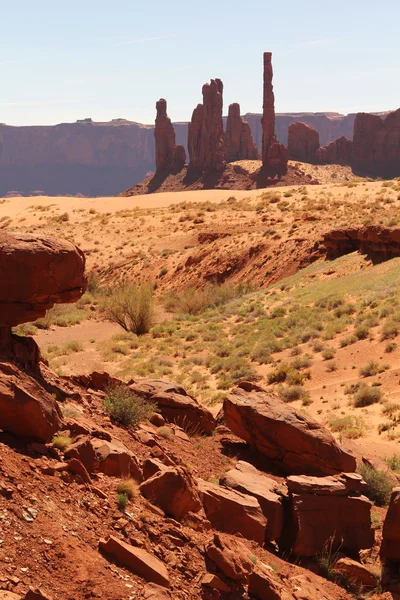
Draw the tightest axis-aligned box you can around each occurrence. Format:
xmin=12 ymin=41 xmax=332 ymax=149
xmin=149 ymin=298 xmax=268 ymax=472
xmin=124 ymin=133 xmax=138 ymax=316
xmin=288 ymin=108 xmax=400 ymax=177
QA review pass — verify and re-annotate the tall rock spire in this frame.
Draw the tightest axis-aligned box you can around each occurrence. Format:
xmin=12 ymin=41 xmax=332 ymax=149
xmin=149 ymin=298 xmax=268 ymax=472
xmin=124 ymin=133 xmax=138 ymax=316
xmin=154 ymin=98 xmax=186 ymax=172
xmin=261 ymin=52 xmax=288 ymax=178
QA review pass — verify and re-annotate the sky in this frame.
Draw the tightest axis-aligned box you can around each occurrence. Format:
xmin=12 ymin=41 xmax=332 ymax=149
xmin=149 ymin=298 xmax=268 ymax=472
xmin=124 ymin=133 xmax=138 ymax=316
xmin=1 ymin=0 xmax=399 ymax=126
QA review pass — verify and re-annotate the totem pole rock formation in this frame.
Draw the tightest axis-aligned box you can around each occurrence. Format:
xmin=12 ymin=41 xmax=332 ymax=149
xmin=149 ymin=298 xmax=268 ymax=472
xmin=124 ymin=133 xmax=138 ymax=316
xmin=288 ymin=122 xmax=320 ymax=163
xmin=225 ymin=103 xmax=259 ymax=162
xmin=154 ymin=98 xmax=186 ymax=172
xmin=188 ymin=79 xmax=226 ymax=171
xmin=261 ymin=52 xmax=288 ymax=178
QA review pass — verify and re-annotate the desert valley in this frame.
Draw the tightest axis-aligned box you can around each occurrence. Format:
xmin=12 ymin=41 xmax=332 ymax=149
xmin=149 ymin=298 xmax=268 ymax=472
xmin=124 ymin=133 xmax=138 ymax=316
xmin=1 ymin=14 xmax=400 ymax=600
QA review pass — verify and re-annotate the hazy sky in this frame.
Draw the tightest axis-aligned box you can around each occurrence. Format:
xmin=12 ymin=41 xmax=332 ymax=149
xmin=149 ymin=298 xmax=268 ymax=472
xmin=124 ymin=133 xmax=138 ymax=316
xmin=2 ymin=0 xmax=399 ymax=126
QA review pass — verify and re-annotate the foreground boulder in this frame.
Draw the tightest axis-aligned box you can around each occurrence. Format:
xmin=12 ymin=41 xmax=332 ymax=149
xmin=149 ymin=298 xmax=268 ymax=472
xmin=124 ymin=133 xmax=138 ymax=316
xmin=198 ymin=478 xmax=266 ymax=544
xmin=223 ymin=383 xmax=356 ymax=475
xmin=248 ymin=563 xmax=285 ymax=600
xmin=285 ymin=473 xmax=374 ymax=556
xmin=99 ymin=536 xmax=169 ymax=587
xmin=0 ymin=232 xmax=86 ymax=327
xmin=333 ymin=557 xmax=378 ymax=590
xmin=206 ymin=532 xmax=254 ymax=581
xmin=0 ymin=362 xmax=62 ymax=442
xmin=139 ymin=466 xmax=202 ymax=520
xmin=220 ymin=461 xmax=285 ymax=543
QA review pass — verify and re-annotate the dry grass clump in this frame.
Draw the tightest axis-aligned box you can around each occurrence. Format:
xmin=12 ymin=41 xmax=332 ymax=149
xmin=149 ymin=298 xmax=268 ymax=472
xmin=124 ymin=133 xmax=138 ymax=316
xmin=328 ymin=415 xmax=365 ymax=439
xmin=103 ymin=384 xmax=157 ymax=427
xmin=102 ymin=284 xmax=154 ymax=335
xmin=164 ymin=282 xmax=253 ymax=315
xmin=116 ymin=479 xmax=138 ymax=499
xmin=52 ymin=434 xmax=72 ymax=451
xmin=359 ymin=360 xmax=389 ymax=378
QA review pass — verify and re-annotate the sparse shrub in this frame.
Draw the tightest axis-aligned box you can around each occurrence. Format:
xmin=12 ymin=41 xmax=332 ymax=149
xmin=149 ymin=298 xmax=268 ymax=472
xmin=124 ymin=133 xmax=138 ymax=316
xmin=102 ymin=284 xmax=154 ymax=335
xmin=117 ymin=493 xmax=129 ymax=508
xmin=353 ymin=383 xmax=382 ymax=407
xmin=52 ymin=434 xmax=72 ymax=451
xmin=326 ymin=360 xmax=337 ymax=372
xmin=158 ymin=426 xmax=174 ymax=439
xmin=87 ymin=271 xmax=101 ymax=293
xmin=116 ymin=479 xmax=138 ymax=499
xmin=322 ymin=348 xmax=336 ymax=361
xmin=381 ymin=320 xmax=399 ymax=340
xmin=355 ymin=325 xmax=370 ymax=340
xmin=164 ymin=282 xmax=253 ymax=315
xmin=103 ymin=384 xmax=156 ymax=427
xmin=340 ymin=335 xmax=357 ymax=348
xmin=359 ymin=465 xmax=392 ymax=506
xmin=359 ymin=360 xmax=388 ymax=378
xmin=385 ymin=341 xmax=397 ymax=353
xmin=385 ymin=454 xmax=400 ymax=473
xmin=328 ymin=415 xmax=365 ymax=439
xmin=279 ymin=385 xmax=310 ymax=403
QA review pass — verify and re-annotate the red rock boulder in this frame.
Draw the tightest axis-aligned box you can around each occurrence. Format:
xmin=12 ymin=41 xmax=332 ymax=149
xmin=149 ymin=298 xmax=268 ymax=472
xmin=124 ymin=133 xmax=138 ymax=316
xmin=198 ymin=478 xmax=266 ymax=545
xmin=206 ymin=532 xmax=254 ymax=581
xmin=223 ymin=382 xmax=356 ymax=476
xmin=286 ymin=473 xmax=374 ymax=556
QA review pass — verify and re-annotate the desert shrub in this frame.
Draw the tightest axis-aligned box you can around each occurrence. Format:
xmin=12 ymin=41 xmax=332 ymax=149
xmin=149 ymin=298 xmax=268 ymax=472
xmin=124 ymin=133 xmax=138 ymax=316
xmin=359 ymin=361 xmax=388 ymax=378
xmin=102 ymin=284 xmax=154 ymax=335
xmin=353 ymin=383 xmax=382 ymax=407
xmin=279 ymin=385 xmax=310 ymax=403
xmin=354 ymin=325 xmax=370 ymax=340
xmin=117 ymin=493 xmax=129 ymax=508
xmin=359 ymin=465 xmax=392 ymax=506
xmin=64 ymin=340 xmax=83 ymax=353
xmin=381 ymin=320 xmax=399 ymax=340
xmin=164 ymin=282 xmax=253 ymax=315
xmin=328 ymin=415 xmax=365 ymax=438
xmin=116 ymin=479 xmax=138 ymax=499
xmin=385 ymin=341 xmax=397 ymax=353
xmin=385 ymin=454 xmax=400 ymax=473
xmin=322 ymin=348 xmax=336 ymax=360
xmin=52 ymin=434 xmax=72 ymax=451
xmin=340 ymin=335 xmax=357 ymax=348
xmin=103 ymin=384 xmax=157 ymax=427
xmin=87 ymin=271 xmax=101 ymax=293
xmin=13 ymin=323 xmax=38 ymax=337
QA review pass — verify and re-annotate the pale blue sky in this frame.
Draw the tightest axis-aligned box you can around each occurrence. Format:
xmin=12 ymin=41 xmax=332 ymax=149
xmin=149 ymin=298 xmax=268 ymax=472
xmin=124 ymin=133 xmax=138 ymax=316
xmin=1 ymin=0 xmax=399 ymax=126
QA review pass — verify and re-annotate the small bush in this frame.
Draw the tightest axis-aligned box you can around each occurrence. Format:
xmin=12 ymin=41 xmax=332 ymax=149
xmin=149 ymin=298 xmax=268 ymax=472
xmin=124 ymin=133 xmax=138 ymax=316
xmin=322 ymin=348 xmax=336 ymax=361
xmin=385 ymin=454 xmax=400 ymax=473
xmin=52 ymin=434 xmax=72 ymax=451
xmin=164 ymin=282 xmax=253 ymax=315
xmin=329 ymin=415 xmax=365 ymax=439
xmin=381 ymin=320 xmax=399 ymax=341
xmin=385 ymin=341 xmax=398 ymax=353
xmin=117 ymin=493 xmax=129 ymax=509
xmin=116 ymin=479 xmax=138 ymax=499
xmin=359 ymin=465 xmax=392 ymax=506
xmin=279 ymin=385 xmax=310 ymax=403
xmin=102 ymin=284 xmax=154 ymax=335
xmin=353 ymin=383 xmax=382 ymax=407
xmin=103 ymin=384 xmax=157 ymax=427
xmin=359 ymin=360 xmax=388 ymax=378
xmin=355 ymin=325 xmax=370 ymax=340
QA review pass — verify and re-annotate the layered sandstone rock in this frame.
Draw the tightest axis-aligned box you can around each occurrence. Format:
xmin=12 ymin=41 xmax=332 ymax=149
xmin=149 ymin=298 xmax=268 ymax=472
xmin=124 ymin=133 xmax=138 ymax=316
xmin=139 ymin=466 xmax=202 ymax=520
xmin=223 ymin=382 xmax=356 ymax=475
xmin=188 ymin=79 xmax=225 ymax=171
xmin=0 ymin=232 xmax=86 ymax=327
xmin=99 ymin=536 xmax=170 ymax=587
xmin=225 ymin=103 xmax=259 ymax=162
xmin=220 ymin=461 xmax=284 ymax=542
xmin=323 ymin=225 xmax=400 ymax=263
xmin=154 ymin=99 xmax=186 ymax=172
xmin=205 ymin=532 xmax=254 ymax=581
xmin=352 ymin=108 xmax=400 ymax=177
xmin=0 ymin=362 xmax=62 ymax=442
xmin=261 ymin=52 xmax=288 ymax=178
xmin=286 ymin=473 xmax=374 ymax=557
xmin=288 ymin=122 xmax=320 ymax=163
xmin=198 ymin=478 xmax=267 ymax=544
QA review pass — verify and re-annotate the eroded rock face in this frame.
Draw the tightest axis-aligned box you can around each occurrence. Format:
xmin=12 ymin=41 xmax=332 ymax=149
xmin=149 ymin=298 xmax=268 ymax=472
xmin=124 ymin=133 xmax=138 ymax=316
xmin=225 ymin=103 xmax=259 ymax=162
xmin=286 ymin=473 xmax=374 ymax=557
xmin=323 ymin=225 xmax=400 ymax=263
xmin=206 ymin=532 xmax=254 ymax=581
xmin=261 ymin=52 xmax=288 ymax=178
xmin=188 ymin=79 xmax=225 ymax=171
xmin=315 ymin=136 xmax=353 ymax=165
xmin=223 ymin=383 xmax=356 ymax=476
xmin=288 ymin=122 xmax=320 ymax=163
xmin=0 ymin=362 xmax=62 ymax=442
xmin=220 ymin=461 xmax=285 ymax=542
xmin=0 ymin=232 xmax=86 ymax=327
xmin=154 ymin=99 xmax=186 ymax=172
xmin=352 ymin=108 xmax=400 ymax=177
xmin=198 ymin=478 xmax=267 ymax=544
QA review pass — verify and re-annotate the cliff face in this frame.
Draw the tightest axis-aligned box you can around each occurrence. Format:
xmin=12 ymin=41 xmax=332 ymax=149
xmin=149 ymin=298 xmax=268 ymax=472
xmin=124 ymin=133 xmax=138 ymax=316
xmin=352 ymin=109 xmax=400 ymax=178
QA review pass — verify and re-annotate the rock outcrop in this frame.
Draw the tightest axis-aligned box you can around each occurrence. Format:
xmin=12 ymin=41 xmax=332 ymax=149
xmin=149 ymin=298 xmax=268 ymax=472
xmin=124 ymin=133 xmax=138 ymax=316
xmin=381 ymin=487 xmax=400 ymax=592
xmin=0 ymin=232 xmax=86 ymax=327
xmin=323 ymin=225 xmax=400 ymax=263
xmin=223 ymin=382 xmax=356 ymax=476
xmin=314 ymin=136 xmax=353 ymax=165
xmin=285 ymin=473 xmax=374 ymax=556
xmin=220 ymin=461 xmax=284 ymax=543
xmin=288 ymin=122 xmax=320 ymax=163
xmin=198 ymin=478 xmax=267 ymax=544
xmin=261 ymin=52 xmax=288 ymax=178
xmin=188 ymin=79 xmax=225 ymax=171
xmin=225 ymin=103 xmax=259 ymax=162
xmin=154 ymin=99 xmax=186 ymax=172
xmin=352 ymin=108 xmax=400 ymax=177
